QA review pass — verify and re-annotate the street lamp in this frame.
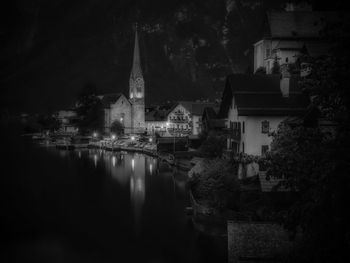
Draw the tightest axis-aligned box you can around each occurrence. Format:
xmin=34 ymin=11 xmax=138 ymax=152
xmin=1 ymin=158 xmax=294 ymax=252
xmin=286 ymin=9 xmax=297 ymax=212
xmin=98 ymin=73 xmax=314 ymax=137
xmin=93 ymin=132 xmax=98 ymax=138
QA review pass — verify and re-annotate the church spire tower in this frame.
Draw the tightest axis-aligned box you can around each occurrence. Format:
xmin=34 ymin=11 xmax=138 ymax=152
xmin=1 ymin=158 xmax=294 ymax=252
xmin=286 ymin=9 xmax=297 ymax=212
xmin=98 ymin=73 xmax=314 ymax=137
xmin=129 ymin=25 xmax=145 ymax=133
xmin=129 ymin=25 xmax=144 ymax=100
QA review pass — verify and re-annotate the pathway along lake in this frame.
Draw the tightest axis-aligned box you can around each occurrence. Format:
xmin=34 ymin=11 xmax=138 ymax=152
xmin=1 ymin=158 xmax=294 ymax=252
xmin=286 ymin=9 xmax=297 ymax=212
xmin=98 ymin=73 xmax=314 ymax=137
xmin=1 ymin=137 xmax=226 ymax=263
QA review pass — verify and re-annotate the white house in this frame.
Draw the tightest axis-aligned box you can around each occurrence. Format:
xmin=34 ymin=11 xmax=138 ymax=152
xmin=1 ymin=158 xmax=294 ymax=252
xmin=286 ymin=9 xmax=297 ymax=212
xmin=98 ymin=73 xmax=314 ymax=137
xmin=218 ymin=70 xmax=308 ymax=178
xmin=254 ymin=4 xmax=335 ymax=73
xmin=144 ymin=101 xmax=216 ymax=137
xmin=166 ymin=101 xmax=216 ymax=137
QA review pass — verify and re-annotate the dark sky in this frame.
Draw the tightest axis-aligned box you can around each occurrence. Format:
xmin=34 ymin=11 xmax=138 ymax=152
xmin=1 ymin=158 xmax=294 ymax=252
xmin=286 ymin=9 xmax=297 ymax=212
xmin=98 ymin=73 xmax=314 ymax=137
xmin=0 ymin=0 xmax=345 ymax=114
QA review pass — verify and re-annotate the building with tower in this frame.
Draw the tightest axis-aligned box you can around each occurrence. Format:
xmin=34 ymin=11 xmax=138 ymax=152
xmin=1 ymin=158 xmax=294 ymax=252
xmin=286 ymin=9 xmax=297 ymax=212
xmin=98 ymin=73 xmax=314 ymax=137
xmin=102 ymin=28 xmax=145 ymax=135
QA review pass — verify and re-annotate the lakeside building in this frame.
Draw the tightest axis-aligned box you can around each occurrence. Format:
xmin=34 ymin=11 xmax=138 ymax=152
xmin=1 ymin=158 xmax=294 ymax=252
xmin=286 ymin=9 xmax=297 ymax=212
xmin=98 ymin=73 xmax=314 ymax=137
xmin=218 ymin=69 xmax=308 ymax=178
xmin=218 ymin=3 xmax=336 ymax=179
xmin=253 ymin=3 xmax=335 ymax=74
xmin=145 ymin=101 xmax=217 ymax=137
xmin=102 ymin=29 xmax=145 ymax=135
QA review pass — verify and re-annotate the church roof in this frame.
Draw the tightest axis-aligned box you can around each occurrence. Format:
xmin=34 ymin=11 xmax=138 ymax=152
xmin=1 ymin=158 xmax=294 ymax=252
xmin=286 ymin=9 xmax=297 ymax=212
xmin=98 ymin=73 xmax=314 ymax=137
xmin=100 ymin=93 xmax=129 ymax=108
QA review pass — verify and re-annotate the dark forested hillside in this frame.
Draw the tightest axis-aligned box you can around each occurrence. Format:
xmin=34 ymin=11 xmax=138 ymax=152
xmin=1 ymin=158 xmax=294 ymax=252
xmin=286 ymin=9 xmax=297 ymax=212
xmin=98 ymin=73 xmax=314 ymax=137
xmin=0 ymin=0 xmax=341 ymax=112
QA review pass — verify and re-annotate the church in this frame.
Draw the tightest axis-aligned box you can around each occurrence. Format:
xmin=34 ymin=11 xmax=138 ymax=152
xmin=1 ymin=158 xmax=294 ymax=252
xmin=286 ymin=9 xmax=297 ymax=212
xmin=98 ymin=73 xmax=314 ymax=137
xmin=102 ymin=29 xmax=145 ymax=135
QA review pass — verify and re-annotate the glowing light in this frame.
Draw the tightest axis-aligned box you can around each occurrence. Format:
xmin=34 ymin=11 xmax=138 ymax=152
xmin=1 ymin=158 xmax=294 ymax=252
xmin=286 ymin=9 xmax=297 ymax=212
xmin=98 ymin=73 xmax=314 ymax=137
xmin=111 ymin=134 xmax=116 ymax=140
xmin=112 ymin=156 xmax=116 ymax=167
xmin=149 ymin=163 xmax=153 ymax=174
xmin=149 ymin=138 xmax=152 ymax=143
xmin=166 ymin=122 xmax=170 ymax=126
xmin=120 ymin=117 xmax=123 ymax=122
xmin=93 ymin=132 xmax=98 ymax=138
xmin=131 ymin=158 xmax=135 ymax=171
xmin=131 ymin=136 xmax=135 ymax=141
xmin=78 ymin=151 xmax=81 ymax=158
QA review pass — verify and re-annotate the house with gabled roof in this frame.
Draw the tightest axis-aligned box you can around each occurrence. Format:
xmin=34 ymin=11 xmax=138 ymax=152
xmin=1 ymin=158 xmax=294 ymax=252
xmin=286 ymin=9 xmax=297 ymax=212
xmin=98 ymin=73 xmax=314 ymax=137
xmin=166 ymin=101 xmax=216 ymax=137
xmin=218 ymin=69 xmax=309 ymax=178
xmin=101 ymin=93 xmax=132 ymax=134
xmin=254 ymin=3 xmax=336 ymax=73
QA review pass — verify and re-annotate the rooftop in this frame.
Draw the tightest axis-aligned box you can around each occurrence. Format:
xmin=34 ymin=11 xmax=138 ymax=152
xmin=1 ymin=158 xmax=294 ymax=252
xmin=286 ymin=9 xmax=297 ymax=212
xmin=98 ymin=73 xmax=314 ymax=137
xmin=218 ymin=73 xmax=309 ymax=117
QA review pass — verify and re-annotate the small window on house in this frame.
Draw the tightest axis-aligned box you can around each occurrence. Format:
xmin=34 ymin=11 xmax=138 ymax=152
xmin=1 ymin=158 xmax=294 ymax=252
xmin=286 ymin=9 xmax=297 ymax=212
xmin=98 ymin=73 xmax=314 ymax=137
xmin=261 ymin=145 xmax=269 ymax=155
xmin=285 ymin=57 xmax=289 ymax=63
xmin=261 ymin=120 xmax=269 ymax=133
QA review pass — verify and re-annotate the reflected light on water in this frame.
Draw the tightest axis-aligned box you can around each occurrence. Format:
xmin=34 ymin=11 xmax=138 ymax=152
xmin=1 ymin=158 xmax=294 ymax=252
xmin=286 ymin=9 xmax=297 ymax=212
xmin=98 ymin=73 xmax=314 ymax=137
xmin=112 ymin=156 xmax=116 ymax=167
xmin=129 ymin=155 xmax=146 ymax=233
xmin=78 ymin=151 xmax=81 ymax=158
xmin=94 ymin=154 xmax=98 ymax=167
xmin=149 ymin=163 xmax=153 ymax=175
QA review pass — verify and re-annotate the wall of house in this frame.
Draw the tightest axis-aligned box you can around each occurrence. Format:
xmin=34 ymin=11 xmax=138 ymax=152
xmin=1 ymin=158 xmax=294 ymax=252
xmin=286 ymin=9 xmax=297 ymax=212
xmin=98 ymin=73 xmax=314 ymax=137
xmin=192 ymin=115 xmax=202 ymax=136
xmin=242 ymin=116 xmax=285 ymax=156
xmin=255 ymin=39 xmax=303 ymax=73
xmin=254 ymin=40 xmax=264 ymax=72
xmin=167 ymin=104 xmax=192 ymax=136
xmin=145 ymin=121 xmax=167 ymax=136
xmin=225 ymin=96 xmax=286 ymax=178
xmin=109 ymin=96 xmax=132 ymax=134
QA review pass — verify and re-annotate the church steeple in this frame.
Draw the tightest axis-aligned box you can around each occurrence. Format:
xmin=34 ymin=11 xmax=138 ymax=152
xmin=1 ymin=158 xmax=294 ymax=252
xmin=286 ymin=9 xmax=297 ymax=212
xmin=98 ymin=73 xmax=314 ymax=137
xmin=129 ymin=26 xmax=144 ymax=99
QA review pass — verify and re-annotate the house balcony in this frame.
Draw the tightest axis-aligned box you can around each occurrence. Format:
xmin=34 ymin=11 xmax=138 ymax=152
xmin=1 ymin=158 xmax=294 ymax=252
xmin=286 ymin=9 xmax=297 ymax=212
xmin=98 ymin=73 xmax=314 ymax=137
xmin=224 ymin=128 xmax=241 ymax=141
xmin=169 ymin=119 xmax=189 ymax=123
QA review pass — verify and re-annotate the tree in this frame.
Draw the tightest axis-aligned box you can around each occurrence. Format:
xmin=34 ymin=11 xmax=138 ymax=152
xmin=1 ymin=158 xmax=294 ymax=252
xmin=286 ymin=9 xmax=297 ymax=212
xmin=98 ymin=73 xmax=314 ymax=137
xmin=189 ymin=158 xmax=239 ymax=210
xmin=198 ymin=131 xmax=226 ymax=157
xmin=262 ymin=20 xmax=350 ymax=261
xmin=271 ymin=56 xmax=280 ymax=74
xmin=76 ymin=83 xmax=104 ymax=134
xmin=261 ymin=18 xmax=350 ymax=262
xmin=110 ymin=120 xmax=124 ymax=135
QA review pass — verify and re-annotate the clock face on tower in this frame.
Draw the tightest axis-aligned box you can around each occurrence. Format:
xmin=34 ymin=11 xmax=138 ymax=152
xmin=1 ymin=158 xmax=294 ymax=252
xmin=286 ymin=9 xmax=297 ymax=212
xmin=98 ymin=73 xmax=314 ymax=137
xmin=135 ymin=77 xmax=144 ymax=98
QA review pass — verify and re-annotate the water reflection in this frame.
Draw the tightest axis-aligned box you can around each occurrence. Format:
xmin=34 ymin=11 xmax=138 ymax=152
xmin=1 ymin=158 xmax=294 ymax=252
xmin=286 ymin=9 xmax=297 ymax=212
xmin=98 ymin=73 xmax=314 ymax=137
xmin=87 ymin=150 xmax=158 ymax=230
xmin=130 ymin=154 xmax=145 ymax=230
xmin=93 ymin=154 xmax=98 ymax=167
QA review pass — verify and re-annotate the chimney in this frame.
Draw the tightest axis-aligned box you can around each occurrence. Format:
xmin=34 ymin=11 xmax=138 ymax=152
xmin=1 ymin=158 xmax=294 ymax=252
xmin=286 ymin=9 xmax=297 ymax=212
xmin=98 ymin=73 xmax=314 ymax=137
xmin=280 ymin=64 xmax=291 ymax=97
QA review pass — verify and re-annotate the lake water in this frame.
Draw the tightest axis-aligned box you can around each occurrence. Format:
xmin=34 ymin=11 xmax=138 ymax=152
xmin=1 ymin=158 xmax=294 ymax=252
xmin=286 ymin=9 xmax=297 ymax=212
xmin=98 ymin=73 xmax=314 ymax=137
xmin=1 ymin=137 xmax=226 ymax=263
